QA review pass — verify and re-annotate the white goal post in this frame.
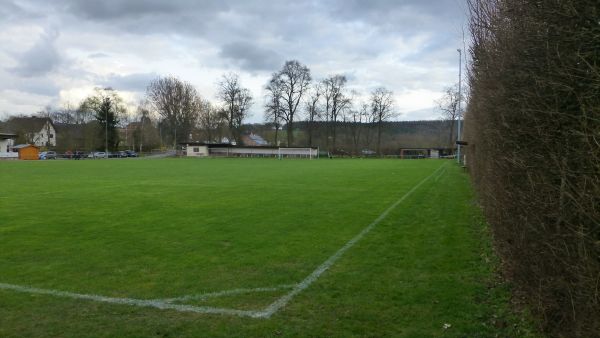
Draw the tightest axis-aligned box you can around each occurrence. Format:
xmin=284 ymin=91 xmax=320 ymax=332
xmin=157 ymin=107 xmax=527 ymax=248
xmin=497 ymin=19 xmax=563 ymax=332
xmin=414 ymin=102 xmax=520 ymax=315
xmin=277 ymin=147 xmax=319 ymax=159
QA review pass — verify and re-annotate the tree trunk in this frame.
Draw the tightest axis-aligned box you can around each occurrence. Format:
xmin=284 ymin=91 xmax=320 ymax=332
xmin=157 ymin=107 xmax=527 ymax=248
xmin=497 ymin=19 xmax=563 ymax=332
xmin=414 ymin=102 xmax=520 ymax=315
xmin=287 ymin=121 xmax=293 ymax=146
xmin=377 ymin=122 xmax=382 ymax=156
xmin=332 ymin=122 xmax=337 ymax=151
xmin=308 ymin=120 xmax=313 ymax=147
xmin=448 ymin=119 xmax=455 ymax=149
xmin=325 ymin=121 xmax=330 ymax=151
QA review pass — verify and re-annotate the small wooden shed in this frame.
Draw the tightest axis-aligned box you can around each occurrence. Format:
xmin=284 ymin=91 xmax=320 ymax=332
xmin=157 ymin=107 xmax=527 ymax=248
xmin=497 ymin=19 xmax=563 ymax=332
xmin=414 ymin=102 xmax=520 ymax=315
xmin=13 ymin=144 xmax=39 ymax=160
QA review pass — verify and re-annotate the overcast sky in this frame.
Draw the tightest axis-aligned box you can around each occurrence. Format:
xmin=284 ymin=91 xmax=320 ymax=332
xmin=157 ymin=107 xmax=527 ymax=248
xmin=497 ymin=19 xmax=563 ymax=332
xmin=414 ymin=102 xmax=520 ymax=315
xmin=0 ymin=0 xmax=468 ymax=123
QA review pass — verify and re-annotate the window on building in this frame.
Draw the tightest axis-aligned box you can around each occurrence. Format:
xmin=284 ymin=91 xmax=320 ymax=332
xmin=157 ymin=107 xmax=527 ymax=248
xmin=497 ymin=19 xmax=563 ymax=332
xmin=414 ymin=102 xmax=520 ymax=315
xmin=49 ymin=134 xmax=54 ymax=138
xmin=193 ymin=147 xmax=200 ymax=152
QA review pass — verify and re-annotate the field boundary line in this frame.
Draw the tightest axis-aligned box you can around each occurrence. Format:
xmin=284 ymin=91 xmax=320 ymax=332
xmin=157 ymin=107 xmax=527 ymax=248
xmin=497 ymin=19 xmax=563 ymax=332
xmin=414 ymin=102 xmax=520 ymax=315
xmin=160 ymin=284 xmax=296 ymax=303
xmin=0 ymin=282 xmax=267 ymax=318
xmin=260 ymin=162 xmax=448 ymax=318
xmin=0 ymin=183 xmax=127 ymax=199
xmin=433 ymin=166 xmax=447 ymax=182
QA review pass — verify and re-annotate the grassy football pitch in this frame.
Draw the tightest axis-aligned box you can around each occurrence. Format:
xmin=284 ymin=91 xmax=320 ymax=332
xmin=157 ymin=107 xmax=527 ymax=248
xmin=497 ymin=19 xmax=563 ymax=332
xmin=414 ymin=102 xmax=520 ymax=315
xmin=0 ymin=158 xmax=527 ymax=337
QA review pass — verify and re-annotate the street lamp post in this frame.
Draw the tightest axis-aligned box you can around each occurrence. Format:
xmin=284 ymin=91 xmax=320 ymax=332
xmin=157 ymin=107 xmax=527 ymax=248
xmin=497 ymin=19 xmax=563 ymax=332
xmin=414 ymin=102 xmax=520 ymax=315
xmin=105 ymin=103 xmax=108 ymax=158
xmin=456 ymin=48 xmax=462 ymax=164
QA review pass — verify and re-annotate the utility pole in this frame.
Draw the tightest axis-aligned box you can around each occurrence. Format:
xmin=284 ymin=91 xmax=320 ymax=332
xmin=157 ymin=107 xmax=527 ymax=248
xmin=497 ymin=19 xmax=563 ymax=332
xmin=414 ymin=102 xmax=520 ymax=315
xmin=105 ymin=99 xmax=108 ymax=158
xmin=140 ymin=115 xmax=144 ymax=153
xmin=456 ymin=48 xmax=462 ymax=164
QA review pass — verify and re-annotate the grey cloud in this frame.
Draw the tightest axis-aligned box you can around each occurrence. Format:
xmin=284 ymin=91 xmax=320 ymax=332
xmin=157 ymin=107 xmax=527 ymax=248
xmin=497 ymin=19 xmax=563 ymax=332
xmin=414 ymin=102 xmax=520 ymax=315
xmin=329 ymin=0 xmax=459 ymax=24
xmin=219 ymin=42 xmax=282 ymax=71
xmin=0 ymin=0 xmax=26 ymax=19
xmin=89 ymin=52 xmax=110 ymax=58
xmin=0 ymin=0 xmax=46 ymax=21
xmin=16 ymin=78 xmax=61 ymax=97
xmin=0 ymin=0 xmax=465 ymax=121
xmin=100 ymin=72 xmax=159 ymax=92
xmin=0 ymin=72 xmax=60 ymax=97
xmin=323 ymin=0 xmax=467 ymax=41
xmin=63 ymin=0 xmax=227 ymax=20
xmin=400 ymin=107 xmax=439 ymax=121
xmin=10 ymin=30 xmax=61 ymax=77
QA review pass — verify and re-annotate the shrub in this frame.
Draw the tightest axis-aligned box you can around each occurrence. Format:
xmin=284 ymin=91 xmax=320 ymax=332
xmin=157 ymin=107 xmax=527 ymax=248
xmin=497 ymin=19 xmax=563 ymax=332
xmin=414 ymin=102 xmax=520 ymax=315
xmin=464 ymin=1 xmax=600 ymax=336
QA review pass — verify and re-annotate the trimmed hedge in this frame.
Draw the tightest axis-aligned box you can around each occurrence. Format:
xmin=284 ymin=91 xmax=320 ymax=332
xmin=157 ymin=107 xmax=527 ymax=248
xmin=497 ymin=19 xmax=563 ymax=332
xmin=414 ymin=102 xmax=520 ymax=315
xmin=465 ymin=1 xmax=599 ymax=336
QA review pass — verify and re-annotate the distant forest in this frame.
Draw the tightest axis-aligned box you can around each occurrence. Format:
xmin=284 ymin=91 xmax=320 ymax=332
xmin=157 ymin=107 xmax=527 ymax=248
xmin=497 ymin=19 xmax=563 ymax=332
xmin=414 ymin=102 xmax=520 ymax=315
xmin=246 ymin=120 xmax=456 ymax=154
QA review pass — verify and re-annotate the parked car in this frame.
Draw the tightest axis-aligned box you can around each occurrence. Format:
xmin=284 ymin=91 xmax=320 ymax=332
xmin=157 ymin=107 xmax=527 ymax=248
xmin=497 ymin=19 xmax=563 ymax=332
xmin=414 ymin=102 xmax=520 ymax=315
xmin=93 ymin=151 xmax=106 ymax=158
xmin=108 ymin=152 xmax=125 ymax=158
xmin=40 ymin=151 xmax=58 ymax=159
xmin=125 ymin=150 xmax=138 ymax=157
xmin=116 ymin=151 xmax=127 ymax=158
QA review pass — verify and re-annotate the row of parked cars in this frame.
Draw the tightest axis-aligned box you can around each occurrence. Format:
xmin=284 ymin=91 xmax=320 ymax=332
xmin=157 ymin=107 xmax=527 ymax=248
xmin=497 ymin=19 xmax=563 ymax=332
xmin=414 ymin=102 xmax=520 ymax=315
xmin=88 ymin=150 xmax=139 ymax=158
xmin=39 ymin=150 xmax=138 ymax=160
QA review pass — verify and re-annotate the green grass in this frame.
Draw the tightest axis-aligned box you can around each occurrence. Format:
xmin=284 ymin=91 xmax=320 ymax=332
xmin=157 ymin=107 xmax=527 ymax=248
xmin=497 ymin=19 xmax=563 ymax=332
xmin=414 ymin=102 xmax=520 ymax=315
xmin=0 ymin=158 xmax=533 ymax=337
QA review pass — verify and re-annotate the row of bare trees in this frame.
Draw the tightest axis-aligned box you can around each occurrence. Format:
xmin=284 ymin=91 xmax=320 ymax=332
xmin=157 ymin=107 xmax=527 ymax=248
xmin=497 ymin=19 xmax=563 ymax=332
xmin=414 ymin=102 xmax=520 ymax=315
xmin=146 ymin=74 xmax=253 ymax=147
xmin=31 ymin=73 xmax=254 ymax=152
xmin=19 ymin=60 xmax=400 ymax=153
xmin=264 ymin=60 xmax=396 ymax=153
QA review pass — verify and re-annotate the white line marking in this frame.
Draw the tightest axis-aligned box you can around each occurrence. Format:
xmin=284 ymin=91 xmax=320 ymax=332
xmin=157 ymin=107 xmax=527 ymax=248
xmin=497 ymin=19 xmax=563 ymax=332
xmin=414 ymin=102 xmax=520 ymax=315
xmin=160 ymin=284 xmax=296 ymax=303
xmin=260 ymin=162 xmax=447 ymax=318
xmin=0 ymin=282 xmax=266 ymax=318
xmin=433 ymin=166 xmax=447 ymax=182
xmin=2 ymin=184 xmax=127 ymax=199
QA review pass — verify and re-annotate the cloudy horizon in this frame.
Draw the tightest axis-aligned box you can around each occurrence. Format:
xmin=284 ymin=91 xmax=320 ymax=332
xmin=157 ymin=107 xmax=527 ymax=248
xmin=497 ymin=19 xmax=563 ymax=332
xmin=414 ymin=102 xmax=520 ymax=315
xmin=0 ymin=0 xmax=468 ymax=123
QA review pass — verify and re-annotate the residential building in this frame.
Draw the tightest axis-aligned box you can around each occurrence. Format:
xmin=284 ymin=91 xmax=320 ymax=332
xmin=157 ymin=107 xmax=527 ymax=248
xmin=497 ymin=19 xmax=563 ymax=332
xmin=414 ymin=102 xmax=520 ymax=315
xmin=4 ymin=117 xmax=57 ymax=147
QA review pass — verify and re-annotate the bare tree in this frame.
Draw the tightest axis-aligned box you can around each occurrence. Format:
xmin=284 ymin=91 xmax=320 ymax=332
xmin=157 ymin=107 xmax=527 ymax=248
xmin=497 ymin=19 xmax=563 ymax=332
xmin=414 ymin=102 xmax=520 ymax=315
xmin=48 ymin=103 xmax=79 ymax=124
xmin=197 ymin=99 xmax=222 ymax=142
xmin=322 ymin=75 xmax=351 ymax=152
xmin=370 ymin=87 xmax=395 ymax=155
xmin=436 ymin=85 xmax=462 ymax=149
xmin=304 ymin=83 xmax=322 ymax=147
xmin=146 ymin=76 xmax=202 ymax=147
xmin=271 ymin=60 xmax=311 ymax=146
xmin=133 ymin=100 xmax=161 ymax=153
xmin=217 ymin=73 xmax=253 ymax=144
xmin=348 ymin=101 xmax=369 ymax=155
xmin=264 ymin=75 xmax=284 ymax=146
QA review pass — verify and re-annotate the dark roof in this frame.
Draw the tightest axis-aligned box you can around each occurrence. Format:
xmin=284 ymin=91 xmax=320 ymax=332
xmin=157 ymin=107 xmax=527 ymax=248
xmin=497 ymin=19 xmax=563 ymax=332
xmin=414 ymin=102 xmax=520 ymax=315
xmin=54 ymin=123 xmax=85 ymax=138
xmin=5 ymin=117 xmax=55 ymax=133
xmin=0 ymin=122 xmax=14 ymax=134
xmin=0 ymin=132 xmax=17 ymax=139
xmin=399 ymin=147 xmax=454 ymax=150
xmin=242 ymin=133 xmax=269 ymax=146
xmin=179 ymin=142 xmax=318 ymax=150
xmin=180 ymin=141 xmax=208 ymax=146
xmin=13 ymin=144 xmax=39 ymax=149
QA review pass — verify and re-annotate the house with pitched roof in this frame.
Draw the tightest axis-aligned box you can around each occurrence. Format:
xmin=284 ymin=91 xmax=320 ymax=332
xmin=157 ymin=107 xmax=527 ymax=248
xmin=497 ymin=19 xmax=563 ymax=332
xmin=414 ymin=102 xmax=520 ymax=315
xmin=4 ymin=116 xmax=57 ymax=147
xmin=0 ymin=131 xmax=18 ymax=158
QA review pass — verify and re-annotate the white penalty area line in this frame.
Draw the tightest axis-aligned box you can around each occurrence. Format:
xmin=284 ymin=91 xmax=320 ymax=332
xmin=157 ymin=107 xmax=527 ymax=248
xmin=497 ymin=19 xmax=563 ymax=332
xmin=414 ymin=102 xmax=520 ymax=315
xmin=0 ymin=282 xmax=269 ymax=318
xmin=260 ymin=162 xmax=447 ymax=318
xmin=158 ymin=284 xmax=297 ymax=303
xmin=0 ymin=162 xmax=446 ymax=318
